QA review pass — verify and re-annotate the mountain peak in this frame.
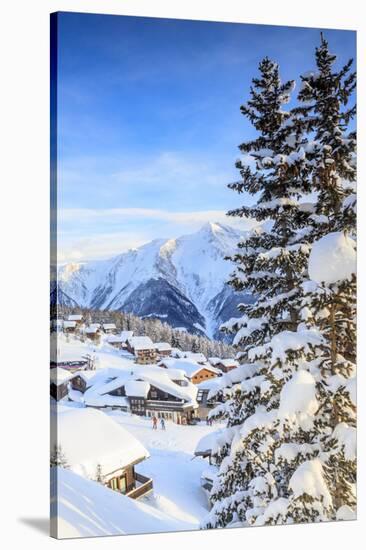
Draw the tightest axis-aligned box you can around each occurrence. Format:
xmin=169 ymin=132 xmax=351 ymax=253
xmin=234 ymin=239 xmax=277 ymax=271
xmin=198 ymin=221 xmax=228 ymax=235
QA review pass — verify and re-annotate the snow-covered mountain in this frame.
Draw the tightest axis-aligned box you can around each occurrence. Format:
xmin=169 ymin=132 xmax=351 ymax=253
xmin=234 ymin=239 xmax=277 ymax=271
xmin=56 ymin=222 xmax=254 ymax=339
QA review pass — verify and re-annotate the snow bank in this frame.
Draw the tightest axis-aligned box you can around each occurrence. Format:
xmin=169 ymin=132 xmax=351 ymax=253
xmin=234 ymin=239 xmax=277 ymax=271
xmin=308 ymin=232 xmax=356 ymax=284
xmin=51 ymin=467 xmax=189 ymax=538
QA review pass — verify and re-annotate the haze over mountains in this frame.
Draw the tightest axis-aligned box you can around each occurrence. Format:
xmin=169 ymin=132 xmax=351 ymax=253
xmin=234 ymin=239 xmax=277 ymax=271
xmin=55 ymin=222 xmax=254 ymax=340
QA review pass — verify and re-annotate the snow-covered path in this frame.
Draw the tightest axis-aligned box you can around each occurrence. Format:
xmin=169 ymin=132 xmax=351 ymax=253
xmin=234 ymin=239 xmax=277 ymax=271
xmin=108 ymin=411 xmax=222 ymax=528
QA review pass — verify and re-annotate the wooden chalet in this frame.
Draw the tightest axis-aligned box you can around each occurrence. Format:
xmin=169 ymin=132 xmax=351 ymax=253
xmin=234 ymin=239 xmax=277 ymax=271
xmin=159 ymin=358 xmax=221 ymax=385
xmin=127 ymin=336 xmax=157 ymax=365
xmin=113 ymin=381 xmax=196 ymax=424
xmin=102 ymin=323 xmax=117 ymax=334
xmin=216 ymin=358 xmax=239 ymax=373
xmin=69 ymin=370 xmax=98 ymax=394
xmin=56 ymin=408 xmax=153 ymax=500
xmin=154 ymin=342 xmax=172 ymax=358
xmin=106 ymin=335 xmax=125 ymax=349
xmin=67 ymin=314 xmax=84 ymax=327
xmin=50 ymin=367 xmax=73 ymax=401
xmin=80 ymin=367 xmax=198 ymax=425
xmin=84 ymin=326 xmax=101 ymax=341
xmin=63 ymin=320 xmax=77 ymax=334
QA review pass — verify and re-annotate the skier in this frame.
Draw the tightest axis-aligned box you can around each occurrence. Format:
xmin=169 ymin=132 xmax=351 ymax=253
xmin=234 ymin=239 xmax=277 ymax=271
xmin=160 ymin=418 xmax=166 ymax=430
xmin=152 ymin=416 xmax=157 ymax=430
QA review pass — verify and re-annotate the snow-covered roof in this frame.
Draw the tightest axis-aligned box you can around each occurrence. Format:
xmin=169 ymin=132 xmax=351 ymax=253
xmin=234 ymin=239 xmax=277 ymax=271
xmin=196 ymin=377 xmax=223 ymax=392
xmin=120 ymin=330 xmax=134 ymax=342
xmin=55 ymin=408 xmax=149 ymax=478
xmin=180 ymin=352 xmax=207 ymax=363
xmin=107 ymin=335 xmax=124 ymax=344
xmin=159 ymin=358 xmax=219 ymax=379
xmin=164 ymin=368 xmax=186 ymax=381
xmin=85 ymin=327 xmax=99 ymax=334
xmin=195 ymin=432 xmax=219 ymax=455
xmin=208 ymin=357 xmax=221 ymax=366
xmin=155 ymin=342 xmax=172 ymax=352
xmin=103 ymin=323 xmax=116 ymax=330
xmin=52 ymin=467 xmax=187 ymax=538
xmin=68 ymin=315 xmax=83 ymax=322
xmin=71 ymin=370 xmax=99 ymax=383
xmin=127 ymin=336 xmax=155 ymax=351
xmin=63 ymin=321 xmax=77 ymax=329
xmin=90 ymin=323 xmax=101 ymax=329
xmin=218 ymin=358 xmax=239 ymax=368
xmin=195 ymin=428 xmax=236 ymax=456
xmin=50 ymin=367 xmax=73 ymax=386
xmin=50 ymin=333 xmax=91 ymax=363
xmin=125 ymin=380 xmax=150 ymax=398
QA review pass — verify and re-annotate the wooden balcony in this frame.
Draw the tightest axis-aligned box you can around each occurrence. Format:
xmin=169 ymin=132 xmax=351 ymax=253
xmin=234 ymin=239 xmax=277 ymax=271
xmin=127 ymin=472 xmax=153 ymax=500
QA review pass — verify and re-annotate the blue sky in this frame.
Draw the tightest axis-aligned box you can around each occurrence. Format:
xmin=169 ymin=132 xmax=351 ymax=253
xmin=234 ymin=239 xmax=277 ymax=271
xmin=55 ymin=12 xmax=356 ymax=262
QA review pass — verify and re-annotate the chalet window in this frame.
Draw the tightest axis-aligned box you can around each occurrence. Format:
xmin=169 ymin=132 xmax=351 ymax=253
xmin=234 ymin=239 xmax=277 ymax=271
xmin=131 ymin=398 xmax=145 ymax=413
xmin=150 ymin=390 xmax=157 ymax=399
xmin=197 ymin=390 xmax=204 ymax=403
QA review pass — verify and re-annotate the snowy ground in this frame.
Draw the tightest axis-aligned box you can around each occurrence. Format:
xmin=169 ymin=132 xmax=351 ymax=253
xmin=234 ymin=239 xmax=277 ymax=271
xmin=57 ymin=401 xmax=222 ymax=535
xmin=107 ymin=410 xmax=222 ymax=528
xmin=54 ymin=334 xmax=223 ymax=534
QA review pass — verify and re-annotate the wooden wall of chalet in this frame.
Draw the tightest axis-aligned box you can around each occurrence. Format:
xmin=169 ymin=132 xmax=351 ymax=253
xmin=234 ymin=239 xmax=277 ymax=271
xmin=147 ymin=385 xmax=181 ymax=402
xmin=191 ymin=368 xmax=218 ymax=384
xmin=50 ymin=382 xmax=69 ymax=401
xmin=70 ymin=375 xmax=88 ymax=393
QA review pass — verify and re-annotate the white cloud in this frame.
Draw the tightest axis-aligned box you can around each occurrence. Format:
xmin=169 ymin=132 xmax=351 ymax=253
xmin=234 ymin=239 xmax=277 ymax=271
xmin=59 ymin=207 xmax=235 ymax=225
xmin=57 ymin=230 xmax=150 ymax=264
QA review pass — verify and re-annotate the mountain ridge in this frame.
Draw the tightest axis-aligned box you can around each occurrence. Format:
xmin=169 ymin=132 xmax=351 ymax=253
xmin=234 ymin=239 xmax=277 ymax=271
xmin=55 ymin=222 xmax=254 ymax=339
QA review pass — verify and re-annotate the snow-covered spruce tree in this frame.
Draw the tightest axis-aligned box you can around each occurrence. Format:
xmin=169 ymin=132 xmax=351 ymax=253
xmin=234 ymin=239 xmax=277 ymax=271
xmin=278 ymin=36 xmax=357 ymax=522
xmin=248 ymin=36 xmax=356 ymax=526
xmin=204 ymin=39 xmax=356 ymax=528
xmin=294 ymin=33 xmax=356 ymax=238
xmin=95 ymin=463 xmax=104 ymax=483
xmin=50 ymin=444 xmax=69 ymax=469
xmin=203 ymin=57 xmax=317 ymax=528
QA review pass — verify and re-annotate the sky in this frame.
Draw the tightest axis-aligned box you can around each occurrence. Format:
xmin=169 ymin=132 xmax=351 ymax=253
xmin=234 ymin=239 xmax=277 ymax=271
xmin=54 ymin=12 xmax=356 ymax=263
